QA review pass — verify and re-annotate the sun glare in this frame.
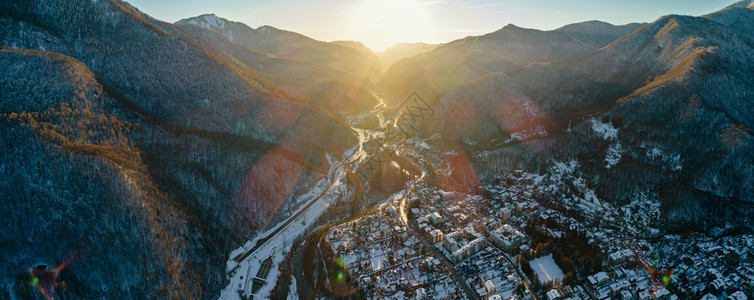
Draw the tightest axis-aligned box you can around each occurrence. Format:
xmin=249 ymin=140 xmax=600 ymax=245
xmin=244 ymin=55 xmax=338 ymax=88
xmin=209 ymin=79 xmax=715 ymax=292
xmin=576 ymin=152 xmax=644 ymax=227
xmin=347 ymin=0 xmax=434 ymax=52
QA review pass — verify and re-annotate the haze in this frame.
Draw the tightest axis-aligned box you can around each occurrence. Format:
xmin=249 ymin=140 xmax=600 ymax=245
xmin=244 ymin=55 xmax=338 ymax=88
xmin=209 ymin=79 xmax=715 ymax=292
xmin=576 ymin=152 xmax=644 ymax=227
xmin=126 ymin=0 xmax=730 ymax=52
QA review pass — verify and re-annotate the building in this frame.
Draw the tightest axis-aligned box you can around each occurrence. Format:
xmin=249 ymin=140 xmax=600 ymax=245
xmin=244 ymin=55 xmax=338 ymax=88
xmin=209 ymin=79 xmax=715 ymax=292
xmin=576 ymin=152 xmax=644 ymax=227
xmin=500 ymin=208 xmax=512 ymax=221
xmin=558 ymin=285 xmax=574 ymax=298
xmin=489 ymin=224 xmax=526 ymax=251
xmin=546 ymin=288 xmax=562 ymax=300
xmin=236 ymin=260 xmax=251 ymax=293
xmin=429 ymin=212 xmax=443 ymax=225
xmin=728 ymin=291 xmax=748 ymax=300
xmin=430 ymin=229 xmax=443 ymax=244
xmin=609 ymin=249 xmax=633 ymax=265
xmin=443 ymin=227 xmax=487 ymax=262
xmin=484 ymin=280 xmax=495 ymax=295
xmin=620 ymin=290 xmax=633 ymax=300
xmin=609 ymin=280 xmax=631 ymax=297
xmin=588 ymin=272 xmax=610 ymax=288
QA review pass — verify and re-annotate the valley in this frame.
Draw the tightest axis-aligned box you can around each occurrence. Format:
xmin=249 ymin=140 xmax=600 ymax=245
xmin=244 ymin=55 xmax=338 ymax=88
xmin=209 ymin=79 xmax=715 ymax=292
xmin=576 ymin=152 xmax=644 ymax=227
xmin=1 ymin=0 xmax=753 ymax=299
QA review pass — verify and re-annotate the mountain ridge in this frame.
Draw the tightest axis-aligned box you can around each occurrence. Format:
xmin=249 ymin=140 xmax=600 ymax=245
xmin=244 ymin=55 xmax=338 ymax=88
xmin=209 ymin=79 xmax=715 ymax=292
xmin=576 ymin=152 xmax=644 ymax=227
xmin=0 ymin=0 xmax=358 ymax=298
xmin=176 ymin=14 xmax=383 ymax=84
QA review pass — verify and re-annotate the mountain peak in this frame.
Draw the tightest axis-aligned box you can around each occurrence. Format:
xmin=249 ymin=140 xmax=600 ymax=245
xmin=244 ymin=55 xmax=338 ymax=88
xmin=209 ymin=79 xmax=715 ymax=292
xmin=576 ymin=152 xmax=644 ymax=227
xmin=256 ymin=25 xmax=280 ymax=34
xmin=178 ymin=13 xmax=228 ymax=31
xmin=503 ymin=23 xmax=522 ymax=30
xmin=555 ymin=20 xmax=613 ymax=33
xmin=735 ymin=0 xmax=754 ymax=8
xmin=714 ymin=0 xmax=754 ymax=12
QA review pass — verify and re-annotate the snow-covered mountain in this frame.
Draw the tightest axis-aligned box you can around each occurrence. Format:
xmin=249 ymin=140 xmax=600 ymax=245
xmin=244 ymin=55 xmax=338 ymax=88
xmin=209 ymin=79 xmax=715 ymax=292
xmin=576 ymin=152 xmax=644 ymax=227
xmin=379 ymin=21 xmax=645 ymax=106
xmin=406 ymin=5 xmax=754 ymax=225
xmin=176 ymin=14 xmax=383 ymax=84
xmin=1 ymin=0 xmax=753 ymax=298
xmin=0 ymin=0 xmax=356 ymax=298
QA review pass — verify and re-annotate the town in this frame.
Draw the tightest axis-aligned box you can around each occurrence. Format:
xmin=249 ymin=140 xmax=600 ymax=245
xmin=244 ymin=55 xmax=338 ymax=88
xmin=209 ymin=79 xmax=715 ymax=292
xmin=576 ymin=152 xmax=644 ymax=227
xmin=315 ymin=163 xmax=754 ymax=299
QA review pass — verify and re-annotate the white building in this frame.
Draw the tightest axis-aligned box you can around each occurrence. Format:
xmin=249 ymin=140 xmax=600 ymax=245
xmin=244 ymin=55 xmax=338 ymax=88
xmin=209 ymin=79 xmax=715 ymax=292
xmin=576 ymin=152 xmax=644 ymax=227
xmin=489 ymin=224 xmax=526 ymax=251
xmin=443 ymin=227 xmax=487 ymax=262
xmin=546 ymin=289 xmax=562 ymax=300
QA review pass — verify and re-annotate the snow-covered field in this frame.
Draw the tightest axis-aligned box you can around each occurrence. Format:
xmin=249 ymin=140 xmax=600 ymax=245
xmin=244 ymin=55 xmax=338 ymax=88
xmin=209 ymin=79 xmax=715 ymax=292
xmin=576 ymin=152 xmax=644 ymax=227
xmin=590 ymin=118 xmax=618 ymax=140
xmin=529 ymin=254 xmax=564 ymax=284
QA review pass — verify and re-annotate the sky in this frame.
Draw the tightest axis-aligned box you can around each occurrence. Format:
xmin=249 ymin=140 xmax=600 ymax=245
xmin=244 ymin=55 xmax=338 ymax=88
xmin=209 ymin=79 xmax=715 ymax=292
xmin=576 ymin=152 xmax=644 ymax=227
xmin=126 ymin=0 xmax=735 ymax=52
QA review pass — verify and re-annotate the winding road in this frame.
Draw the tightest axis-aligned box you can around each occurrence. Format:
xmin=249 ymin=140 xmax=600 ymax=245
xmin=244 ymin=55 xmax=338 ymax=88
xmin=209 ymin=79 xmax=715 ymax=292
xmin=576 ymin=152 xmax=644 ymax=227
xmin=233 ymin=129 xmax=368 ymax=263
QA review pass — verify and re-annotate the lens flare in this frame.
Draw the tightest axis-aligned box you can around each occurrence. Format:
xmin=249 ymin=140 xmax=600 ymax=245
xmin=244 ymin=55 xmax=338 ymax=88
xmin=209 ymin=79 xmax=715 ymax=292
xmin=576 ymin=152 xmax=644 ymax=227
xmin=325 ymin=255 xmax=359 ymax=297
xmin=437 ymin=150 xmax=481 ymax=195
xmin=29 ymin=262 xmax=67 ymax=300
xmin=336 ymin=256 xmax=348 ymax=269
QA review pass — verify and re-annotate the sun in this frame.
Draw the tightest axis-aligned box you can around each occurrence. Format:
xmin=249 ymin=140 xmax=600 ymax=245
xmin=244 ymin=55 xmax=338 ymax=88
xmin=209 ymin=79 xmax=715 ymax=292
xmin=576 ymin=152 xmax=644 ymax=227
xmin=347 ymin=0 xmax=435 ymax=52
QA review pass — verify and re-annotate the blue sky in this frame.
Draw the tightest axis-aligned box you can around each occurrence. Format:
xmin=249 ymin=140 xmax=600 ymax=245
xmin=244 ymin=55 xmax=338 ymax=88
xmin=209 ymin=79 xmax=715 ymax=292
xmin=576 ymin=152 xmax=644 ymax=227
xmin=126 ymin=0 xmax=735 ymax=51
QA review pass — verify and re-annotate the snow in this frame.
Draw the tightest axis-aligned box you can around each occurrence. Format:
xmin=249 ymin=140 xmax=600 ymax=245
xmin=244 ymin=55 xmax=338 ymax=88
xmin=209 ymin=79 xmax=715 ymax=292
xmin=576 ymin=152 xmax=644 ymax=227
xmin=371 ymin=254 xmax=387 ymax=271
xmin=218 ymin=131 xmax=370 ymax=299
xmin=509 ymin=125 xmax=548 ymax=141
xmin=202 ymin=14 xmax=225 ymax=30
xmin=287 ymin=277 xmax=297 ymax=300
xmin=219 ymin=160 xmax=350 ymax=299
xmin=219 ymin=179 xmax=334 ymax=299
xmin=605 ymin=142 xmax=623 ymax=169
xmin=590 ymin=118 xmax=618 ymax=140
xmin=644 ymin=146 xmax=682 ymax=171
xmin=529 ymin=254 xmax=565 ymax=284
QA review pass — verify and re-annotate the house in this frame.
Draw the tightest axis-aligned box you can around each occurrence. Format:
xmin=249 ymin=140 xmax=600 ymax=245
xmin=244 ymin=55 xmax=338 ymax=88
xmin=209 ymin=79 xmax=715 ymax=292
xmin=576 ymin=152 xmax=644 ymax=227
xmin=546 ymin=288 xmax=562 ymax=300
xmin=728 ymin=291 xmax=748 ymax=300
xmin=701 ymin=294 xmax=717 ymax=300
xmin=710 ymin=278 xmax=727 ymax=293
xmin=609 ymin=250 xmax=633 ymax=265
xmin=558 ymin=285 xmax=574 ymax=298
xmin=588 ymin=272 xmax=610 ymax=288
xmin=638 ymin=290 xmax=651 ymax=300
xmin=609 ymin=280 xmax=631 ymax=297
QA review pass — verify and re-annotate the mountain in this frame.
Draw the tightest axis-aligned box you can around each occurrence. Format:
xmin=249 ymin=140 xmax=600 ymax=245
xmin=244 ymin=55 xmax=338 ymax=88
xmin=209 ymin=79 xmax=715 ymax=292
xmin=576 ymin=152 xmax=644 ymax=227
xmin=176 ymin=14 xmax=383 ymax=84
xmin=2 ymin=0 xmax=753 ymax=298
xmin=420 ymin=12 xmax=754 ymax=225
xmin=379 ymin=21 xmax=644 ymax=106
xmin=0 ymin=0 xmax=356 ymax=298
xmin=173 ymin=15 xmax=380 ymax=116
xmin=703 ymin=0 xmax=754 ymax=37
xmin=332 ymin=40 xmax=378 ymax=59
xmin=176 ymin=21 xmax=364 ymax=87
xmin=379 ymin=42 xmax=441 ymax=70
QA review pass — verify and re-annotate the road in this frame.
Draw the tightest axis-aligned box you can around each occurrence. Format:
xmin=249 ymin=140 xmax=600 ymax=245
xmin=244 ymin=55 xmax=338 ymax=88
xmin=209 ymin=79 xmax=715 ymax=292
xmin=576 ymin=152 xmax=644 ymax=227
xmin=233 ymin=130 xmax=367 ymax=263
xmin=394 ymin=150 xmax=479 ymax=299
xmin=487 ymin=243 xmax=540 ymax=300
xmin=407 ymin=218 xmax=481 ymax=300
